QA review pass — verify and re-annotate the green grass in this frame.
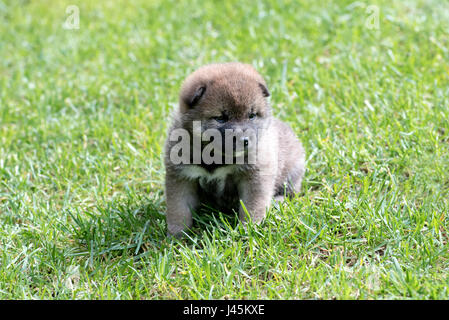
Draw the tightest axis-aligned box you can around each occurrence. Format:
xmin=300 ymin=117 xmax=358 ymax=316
xmin=1 ymin=0 xmax=448 ymax=299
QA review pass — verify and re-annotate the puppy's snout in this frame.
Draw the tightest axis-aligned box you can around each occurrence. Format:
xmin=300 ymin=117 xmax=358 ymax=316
xmin=241 ymin=136 xmax=249 ymax=147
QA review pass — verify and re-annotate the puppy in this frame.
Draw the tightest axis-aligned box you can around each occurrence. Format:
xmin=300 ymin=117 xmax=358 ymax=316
xmin=164 ymin=62 xmax=305 ymax=236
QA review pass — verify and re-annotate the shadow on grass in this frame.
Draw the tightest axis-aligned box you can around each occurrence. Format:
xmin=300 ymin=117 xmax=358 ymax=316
xmin=63 ymin=196 xmax=167 ymax=261
xmin=189 ymin=205 xmax=241 ymax=237
xmin=63 ymin=197 xmax=241 ymax=264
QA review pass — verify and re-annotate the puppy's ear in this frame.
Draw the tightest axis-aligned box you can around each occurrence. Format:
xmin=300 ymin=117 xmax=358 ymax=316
xmin=184 ymin=85 xmax=206 ymax=108
xmin=258 ymin=83 xmax=270 ymax=97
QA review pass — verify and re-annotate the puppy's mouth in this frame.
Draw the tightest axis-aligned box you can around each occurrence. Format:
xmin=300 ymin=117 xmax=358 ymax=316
xmin=196 ymin=131 xmax=257 ymax=165
xmin=211 ymin=148 xmax=248 ymax=158
xmin=233 ymin=150 xmax=247 ymax=157
xmin=203 ymin=138 xmax=253 ymax=157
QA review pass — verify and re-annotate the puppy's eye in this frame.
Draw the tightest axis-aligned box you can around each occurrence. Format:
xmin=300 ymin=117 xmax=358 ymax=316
xmin=212 ymin=115 xmax=228 ymax=123
xmin=249 ymin=113 xmax=257 ymax=120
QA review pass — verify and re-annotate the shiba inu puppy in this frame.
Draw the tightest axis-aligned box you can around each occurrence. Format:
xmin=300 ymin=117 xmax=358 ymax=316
xmin=164 ymin=62 xmax=305 ymax=236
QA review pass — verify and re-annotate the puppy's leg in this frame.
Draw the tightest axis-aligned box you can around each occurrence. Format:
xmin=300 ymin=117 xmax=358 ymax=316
xmin=273 ymin=195 xmax=285 ymax=202
xmin=165 ymin=175 xmax=198 ymax=237
xmin=288 ymin=157 xmax=305 ymax=196
xmin=238 ymin=175 xmax=275 ymax=225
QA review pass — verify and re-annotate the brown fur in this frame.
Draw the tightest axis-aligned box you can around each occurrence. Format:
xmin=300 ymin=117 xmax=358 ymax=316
xmin=164 ymin=62 xmax=305 ymax=236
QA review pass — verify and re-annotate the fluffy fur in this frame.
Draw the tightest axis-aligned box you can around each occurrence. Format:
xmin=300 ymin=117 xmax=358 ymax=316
xmin=164 ymin=62 xmax=305 ymax=236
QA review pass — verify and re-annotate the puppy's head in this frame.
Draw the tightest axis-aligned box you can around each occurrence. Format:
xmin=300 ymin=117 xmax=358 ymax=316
xmin=178 ymin=63 xmax=271 ymax=157
xmin=179 ymin=62 xmax=270 ymax=115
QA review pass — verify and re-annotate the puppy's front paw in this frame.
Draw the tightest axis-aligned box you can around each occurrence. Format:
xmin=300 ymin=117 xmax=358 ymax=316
xmin=167 ymin=224 xmax=188 ymax=238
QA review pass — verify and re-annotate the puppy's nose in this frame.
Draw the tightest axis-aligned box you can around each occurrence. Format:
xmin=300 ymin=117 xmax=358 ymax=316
xmin=240 ymin=136 xmax=249 ymax=147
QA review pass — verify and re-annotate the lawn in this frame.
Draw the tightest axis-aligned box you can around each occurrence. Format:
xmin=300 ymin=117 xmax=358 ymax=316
xmin=0 ymin=0 xmax=448 ymax=299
